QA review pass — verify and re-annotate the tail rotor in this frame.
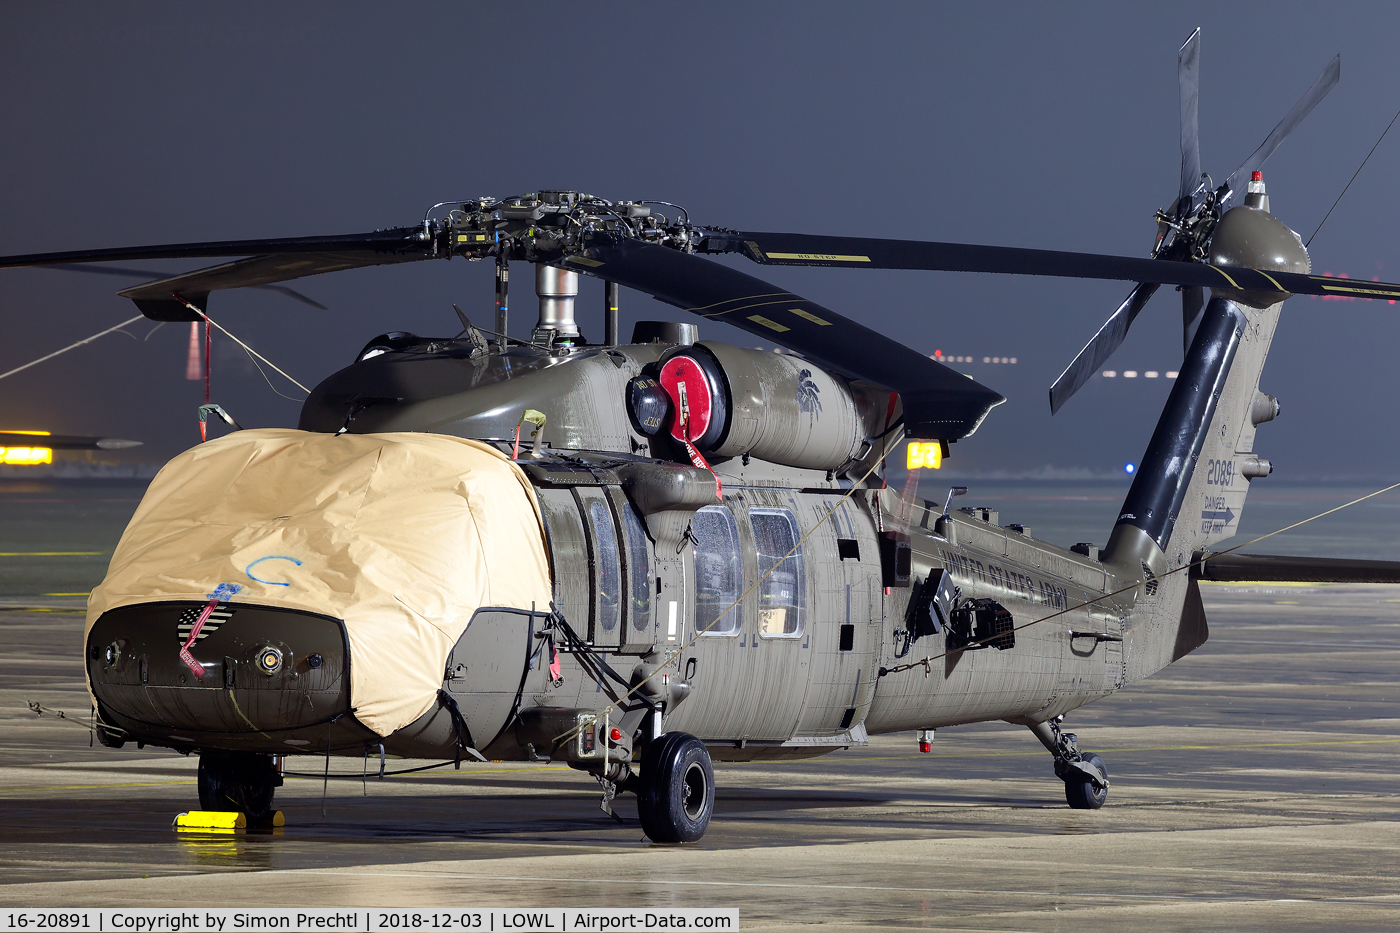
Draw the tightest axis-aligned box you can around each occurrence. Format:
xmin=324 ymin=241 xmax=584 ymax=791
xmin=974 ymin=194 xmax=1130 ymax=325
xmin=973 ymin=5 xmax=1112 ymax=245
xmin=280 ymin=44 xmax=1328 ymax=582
xmin=1049 ymin=29 xmax=1338 ymax=412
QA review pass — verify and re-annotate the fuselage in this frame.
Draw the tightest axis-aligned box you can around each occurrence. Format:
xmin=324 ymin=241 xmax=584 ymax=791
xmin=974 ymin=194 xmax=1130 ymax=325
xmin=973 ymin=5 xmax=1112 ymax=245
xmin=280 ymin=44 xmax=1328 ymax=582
xmin=517 ymin=464 xmax=1128 ymax=761
xmin=87 ymin=336 xmax=1128 ymax=765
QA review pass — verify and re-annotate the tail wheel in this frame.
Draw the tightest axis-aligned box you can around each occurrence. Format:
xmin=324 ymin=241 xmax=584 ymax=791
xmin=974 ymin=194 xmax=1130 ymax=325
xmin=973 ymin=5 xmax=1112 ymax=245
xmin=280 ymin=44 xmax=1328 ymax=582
xmin=636 ymin=732 xmax=714 ymax=843
xmin=197 ymin=751 xmax=278 ymax=817
xmin=1065 ymin=752 xmax=1109 ymax=810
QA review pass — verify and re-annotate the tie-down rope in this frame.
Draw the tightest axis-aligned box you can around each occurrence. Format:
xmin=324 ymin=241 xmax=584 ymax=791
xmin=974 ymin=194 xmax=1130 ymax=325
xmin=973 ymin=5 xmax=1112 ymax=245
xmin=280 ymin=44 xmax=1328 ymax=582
xmin=0 ymin=314 xmax=145 ymax=382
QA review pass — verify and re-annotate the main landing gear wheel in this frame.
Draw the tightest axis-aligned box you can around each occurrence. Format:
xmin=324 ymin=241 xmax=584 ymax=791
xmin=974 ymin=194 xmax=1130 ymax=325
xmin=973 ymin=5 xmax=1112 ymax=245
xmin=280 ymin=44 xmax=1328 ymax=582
xmin=1065 ymin=752 xmax=1109 ymax=810
xmin=636 ymin=731 xmax=714 ymax=843
xmin=1027 ymin=718 xmax=1110 ymax=811
xmin=197 ymin=751 xmax=279 ymax=818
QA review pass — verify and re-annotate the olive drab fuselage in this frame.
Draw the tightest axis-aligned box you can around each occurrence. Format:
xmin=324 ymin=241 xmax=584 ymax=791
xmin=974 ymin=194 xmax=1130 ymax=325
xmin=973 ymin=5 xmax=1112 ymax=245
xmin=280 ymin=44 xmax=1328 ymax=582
xmin=85 ymin=188 xmax=1308 ymax=766
xmin=57 ymin=31 xmax=1400 ymax=835
xmin=86 ymin=330 xmax=1151 ymax=766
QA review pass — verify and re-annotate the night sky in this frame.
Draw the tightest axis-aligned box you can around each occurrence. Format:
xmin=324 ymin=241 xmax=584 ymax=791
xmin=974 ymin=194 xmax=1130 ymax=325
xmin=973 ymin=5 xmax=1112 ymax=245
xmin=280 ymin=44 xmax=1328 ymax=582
xmin=4 ymin=3 xmax=1400 ymax=479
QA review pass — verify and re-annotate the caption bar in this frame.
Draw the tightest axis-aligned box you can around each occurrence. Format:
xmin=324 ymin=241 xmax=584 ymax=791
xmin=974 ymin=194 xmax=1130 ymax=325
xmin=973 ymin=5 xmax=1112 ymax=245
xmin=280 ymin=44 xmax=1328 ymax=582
xmin=1 ymin=912 xmax=737 ymax=933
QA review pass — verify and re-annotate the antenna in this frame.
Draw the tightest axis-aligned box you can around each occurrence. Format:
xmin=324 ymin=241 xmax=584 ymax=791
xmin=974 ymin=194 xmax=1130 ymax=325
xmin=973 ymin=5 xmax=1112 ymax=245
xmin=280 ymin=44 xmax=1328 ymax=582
xmin=941 ymin=485 xmax=968 ymax=519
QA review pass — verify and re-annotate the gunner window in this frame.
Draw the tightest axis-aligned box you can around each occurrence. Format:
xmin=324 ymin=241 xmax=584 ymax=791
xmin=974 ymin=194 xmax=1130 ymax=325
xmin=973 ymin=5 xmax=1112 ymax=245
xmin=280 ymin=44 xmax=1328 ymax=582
xmin=752 ymin=508 xmax=805 ymax=637
xmin=693 ymin=505 xmax=743 ymax=635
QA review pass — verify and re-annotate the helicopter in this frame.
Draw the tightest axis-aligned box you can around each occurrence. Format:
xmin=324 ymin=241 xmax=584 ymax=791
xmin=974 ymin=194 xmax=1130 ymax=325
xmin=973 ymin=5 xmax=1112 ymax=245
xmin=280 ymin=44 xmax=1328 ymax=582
xmin=9 ymin=29 xmax=1400 ymax=843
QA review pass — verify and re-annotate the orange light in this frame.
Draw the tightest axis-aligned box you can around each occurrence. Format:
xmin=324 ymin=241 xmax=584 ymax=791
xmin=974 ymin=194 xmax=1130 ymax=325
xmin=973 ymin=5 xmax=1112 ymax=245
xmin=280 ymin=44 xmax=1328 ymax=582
xmin=906 ymin=441 xmax=942 ymax=470
xmin=0 ymin=447 xmax=53 ymax=465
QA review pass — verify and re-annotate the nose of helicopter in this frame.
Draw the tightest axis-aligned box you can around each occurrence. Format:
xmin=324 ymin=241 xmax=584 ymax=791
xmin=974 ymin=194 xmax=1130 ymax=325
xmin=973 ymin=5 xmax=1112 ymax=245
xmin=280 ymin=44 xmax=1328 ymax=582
xmin=82 ymin=428 xmax=555 ymax=753
xmin=86 ymin=600 xmax=374 ymax=752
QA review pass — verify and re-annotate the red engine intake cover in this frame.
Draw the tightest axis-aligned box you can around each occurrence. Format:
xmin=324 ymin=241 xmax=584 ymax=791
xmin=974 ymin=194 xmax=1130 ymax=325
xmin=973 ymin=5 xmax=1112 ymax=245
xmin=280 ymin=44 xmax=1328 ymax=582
xmin=658 ymin=355 xmax=714 ymax=444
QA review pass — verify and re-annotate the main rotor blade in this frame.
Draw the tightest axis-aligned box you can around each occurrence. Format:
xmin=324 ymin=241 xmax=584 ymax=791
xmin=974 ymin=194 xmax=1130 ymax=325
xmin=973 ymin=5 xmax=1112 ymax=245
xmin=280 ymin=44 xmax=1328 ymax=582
xmin=47 ymin=263 xmax=329 ymax=310
xmin=1179 ymin=28 xmax=1202 ymax=201
xmin=736 ymin=231 xmax=1223 ymax=286
xmin=0 ymin=228 xmax=431 ymax=319
xmin=12 ymin=213 xmax=1400 ymax=333
xmin=732 ymin=230 xmax=1400 ymax=303
xmin=116 ymin=251 xmax=423 ymax=319
xmin=0 ymin=227 xmax=429 ymax=269
xmin=569 ymin=235 xmax=1005 ymax=440
xmin=1223 ymin=54 xmax=1340 ymax=201
xmin=1049 ymin=282 xmax=1160 ymax=414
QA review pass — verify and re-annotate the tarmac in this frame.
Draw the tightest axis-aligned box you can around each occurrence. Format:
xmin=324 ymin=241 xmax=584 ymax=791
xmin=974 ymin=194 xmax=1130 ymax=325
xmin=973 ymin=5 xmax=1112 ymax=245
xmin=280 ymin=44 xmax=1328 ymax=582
xmin=2 ymin=583 xmax=1399 ymax=931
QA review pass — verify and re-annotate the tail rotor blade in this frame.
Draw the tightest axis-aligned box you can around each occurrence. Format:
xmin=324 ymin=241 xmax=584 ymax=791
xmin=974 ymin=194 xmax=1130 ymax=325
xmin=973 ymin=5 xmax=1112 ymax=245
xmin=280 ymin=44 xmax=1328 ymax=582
xmin=1179 ymin=28 xmax=1202 ymax=201
xmin=1049 ymin=282 xmax=1161 ymax=414
xmin=1223 ymin=54 xmax=1340 ymax=200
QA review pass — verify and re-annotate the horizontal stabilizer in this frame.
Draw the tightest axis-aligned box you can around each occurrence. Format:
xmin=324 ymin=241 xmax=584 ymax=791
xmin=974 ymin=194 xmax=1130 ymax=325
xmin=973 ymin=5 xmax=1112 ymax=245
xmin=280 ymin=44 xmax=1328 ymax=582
xmin=1195 ymin=551 xmax=1400 ymax=584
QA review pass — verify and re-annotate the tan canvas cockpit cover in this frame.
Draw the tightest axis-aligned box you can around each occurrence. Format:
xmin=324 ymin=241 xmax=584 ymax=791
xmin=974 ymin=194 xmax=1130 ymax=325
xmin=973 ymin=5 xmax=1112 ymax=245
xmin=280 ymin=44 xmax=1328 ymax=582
xmin=86 ymin=429 xmax=553 ymax=736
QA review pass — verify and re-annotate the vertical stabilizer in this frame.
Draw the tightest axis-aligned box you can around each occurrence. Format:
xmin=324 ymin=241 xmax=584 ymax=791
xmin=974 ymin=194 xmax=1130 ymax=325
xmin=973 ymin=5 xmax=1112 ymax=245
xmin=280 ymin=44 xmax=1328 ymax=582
xmin=1103 ymin=293 xmax=1283 ymax=681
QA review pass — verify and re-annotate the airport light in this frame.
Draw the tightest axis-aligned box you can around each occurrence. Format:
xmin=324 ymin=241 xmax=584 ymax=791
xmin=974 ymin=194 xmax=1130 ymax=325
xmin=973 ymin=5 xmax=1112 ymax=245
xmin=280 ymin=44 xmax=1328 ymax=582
xmin=1 ymin=430 xmax=53 ymax=465
xmin=1 ymin=446 xmax=53 ymax=465
xmin=906 ymin=441 xmax=943 ymax=470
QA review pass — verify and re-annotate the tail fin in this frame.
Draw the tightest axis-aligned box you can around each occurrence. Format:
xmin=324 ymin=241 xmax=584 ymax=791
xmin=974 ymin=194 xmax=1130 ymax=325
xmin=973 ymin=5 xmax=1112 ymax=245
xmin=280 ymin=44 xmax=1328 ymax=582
xmin=1102 ymin=292 xmax=1283 ymax=681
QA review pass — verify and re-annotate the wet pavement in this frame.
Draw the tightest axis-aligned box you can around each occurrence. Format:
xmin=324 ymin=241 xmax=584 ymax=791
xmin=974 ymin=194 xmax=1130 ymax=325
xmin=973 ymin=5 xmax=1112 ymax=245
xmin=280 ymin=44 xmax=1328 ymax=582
xmin=2 ymin=583 xmax=1399 ymax=930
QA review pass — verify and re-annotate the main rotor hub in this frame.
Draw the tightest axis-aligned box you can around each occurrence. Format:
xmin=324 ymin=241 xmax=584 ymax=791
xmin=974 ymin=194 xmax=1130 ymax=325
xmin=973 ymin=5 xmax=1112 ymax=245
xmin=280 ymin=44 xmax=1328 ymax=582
xmin=419 ymin=191 xmax=706 ymax=269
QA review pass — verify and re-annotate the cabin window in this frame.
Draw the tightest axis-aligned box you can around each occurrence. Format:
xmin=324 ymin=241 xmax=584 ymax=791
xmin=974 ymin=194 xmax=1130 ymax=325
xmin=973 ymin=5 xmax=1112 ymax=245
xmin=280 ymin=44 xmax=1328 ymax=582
xmin=587 ymin=500 xmax=621 ymax=633
xmin=752 ymin=508 xmax=805 ymax=637
xmin=621 ymin=503 xmax=652 ymax=632
xmin=693 ymin=505 xmax=743 ymax=635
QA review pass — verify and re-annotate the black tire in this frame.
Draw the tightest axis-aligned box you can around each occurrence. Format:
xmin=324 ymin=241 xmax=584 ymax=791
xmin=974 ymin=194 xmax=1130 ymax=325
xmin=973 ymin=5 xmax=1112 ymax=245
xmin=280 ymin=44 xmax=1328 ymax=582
xmin=197 ymin=752 xmax=278 ymax=817
xmin=636 ymin=732 xmax=714 ymax=843
xmin=1064 ymin=752 xmax=1108 ymax=810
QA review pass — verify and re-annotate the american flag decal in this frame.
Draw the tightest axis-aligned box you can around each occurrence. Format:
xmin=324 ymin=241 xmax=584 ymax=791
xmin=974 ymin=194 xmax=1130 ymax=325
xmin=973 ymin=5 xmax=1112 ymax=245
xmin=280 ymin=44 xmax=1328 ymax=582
xmin=177 ymin=606 xmax=234 ymax=644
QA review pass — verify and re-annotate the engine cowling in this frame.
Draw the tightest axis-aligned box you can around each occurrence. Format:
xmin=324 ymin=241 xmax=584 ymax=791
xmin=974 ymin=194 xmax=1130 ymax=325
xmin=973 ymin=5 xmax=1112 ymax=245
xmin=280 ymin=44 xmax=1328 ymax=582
xmin=649 ymin=342 xmax=891 ymax=472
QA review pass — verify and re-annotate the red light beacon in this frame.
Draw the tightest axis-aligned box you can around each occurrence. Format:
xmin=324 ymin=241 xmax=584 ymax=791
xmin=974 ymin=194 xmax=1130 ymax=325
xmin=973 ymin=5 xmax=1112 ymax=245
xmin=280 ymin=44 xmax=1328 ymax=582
xmin=1246 ymin=170 xmax=1269 ymax=211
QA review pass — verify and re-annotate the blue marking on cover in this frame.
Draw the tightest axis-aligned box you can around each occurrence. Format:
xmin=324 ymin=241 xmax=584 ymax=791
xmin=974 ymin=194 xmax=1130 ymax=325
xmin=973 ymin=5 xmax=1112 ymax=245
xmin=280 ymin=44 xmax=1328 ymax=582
xmin=208 ymin=582 xmax=243 ymax=602
xmin=245 ymin=556 xmax=303 ymax=586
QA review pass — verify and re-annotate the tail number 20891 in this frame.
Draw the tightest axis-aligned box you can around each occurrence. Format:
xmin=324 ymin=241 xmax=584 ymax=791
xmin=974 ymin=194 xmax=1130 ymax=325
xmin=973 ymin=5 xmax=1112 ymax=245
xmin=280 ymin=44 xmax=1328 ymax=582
xmin=1205 ymin=458 xmax=1235 ymax=487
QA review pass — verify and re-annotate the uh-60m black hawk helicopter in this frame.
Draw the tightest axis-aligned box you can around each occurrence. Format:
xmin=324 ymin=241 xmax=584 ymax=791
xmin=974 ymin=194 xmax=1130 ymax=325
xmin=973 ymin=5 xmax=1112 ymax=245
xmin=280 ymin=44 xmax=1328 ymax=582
xmin=9 ymin=29 xmax=1400 ymax=843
